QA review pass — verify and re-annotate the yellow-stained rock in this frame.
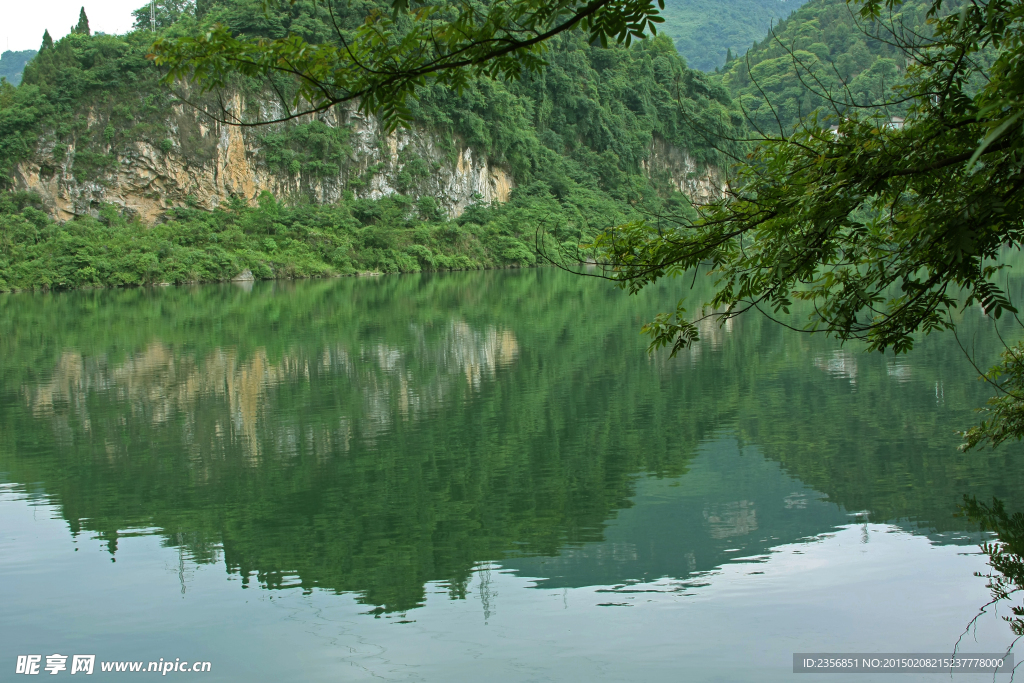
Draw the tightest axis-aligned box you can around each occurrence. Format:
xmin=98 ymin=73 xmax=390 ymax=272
xmin=12 ymin=94 xmax=721 ymax=222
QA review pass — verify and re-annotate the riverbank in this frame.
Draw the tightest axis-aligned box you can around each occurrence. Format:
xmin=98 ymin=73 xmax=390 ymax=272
xmin=0 ymin=188 xmax=626 ymax=293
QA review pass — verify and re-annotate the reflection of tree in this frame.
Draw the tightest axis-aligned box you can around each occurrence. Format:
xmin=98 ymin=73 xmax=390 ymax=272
xmin=0 ymin=270 xmax=708 ymax=612
xmin=2 ymin=267 xmax=1023 ymax=612
xmin=706 ymin=293 xmax=1024 ymax=532
xmin=962 ymin=497 xmax=1024 ymax=640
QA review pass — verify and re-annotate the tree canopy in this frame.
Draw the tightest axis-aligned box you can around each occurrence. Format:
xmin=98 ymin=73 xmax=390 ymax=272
xmin=75 ymin=7 xmax=91 ymax=36
xmin=658 ymin=0 xmax=807 ymax=71
xmin=150 ymin=0 xmax=670 ymax=130
xmin=717 ymin=0 xmax=931 ymax=132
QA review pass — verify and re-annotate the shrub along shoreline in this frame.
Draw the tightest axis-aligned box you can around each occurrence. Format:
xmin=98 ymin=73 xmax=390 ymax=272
xmin=0 ymin=187 xmax=642 ymax=293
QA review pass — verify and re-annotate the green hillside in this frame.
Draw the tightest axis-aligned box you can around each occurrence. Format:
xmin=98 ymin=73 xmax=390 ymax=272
xmin=658 ymin=0 xmax=808 ymax=71
xmin=0 ymin=50 xmax=37 ymax=86
xmin=0 ymin=2 xmax=741 ymax=291
xmin=716 ymin=0 xmax=931 ymax=132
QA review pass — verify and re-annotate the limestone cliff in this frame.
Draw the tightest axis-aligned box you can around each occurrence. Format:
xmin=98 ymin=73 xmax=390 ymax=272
xmin=11 ymin=95 xmax=720 ymax=222
xmin=641 ymin=134 xmax=727 ymax=205
xmin=12 ymin=96 xmax=516 ymax=222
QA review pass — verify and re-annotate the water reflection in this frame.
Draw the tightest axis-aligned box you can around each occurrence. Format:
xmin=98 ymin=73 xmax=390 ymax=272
xmin=23 ymin=321 xmax=518 ymax=464
xmin=503 ymin=436 xmax=849 ymax=589
xmin=0 ymin=268 xmax=1022 ymax=618
xmin=813 ymin=349 xmax=858 ymax=383
xmin=963 ymin=497 xmax=1024 ymax=640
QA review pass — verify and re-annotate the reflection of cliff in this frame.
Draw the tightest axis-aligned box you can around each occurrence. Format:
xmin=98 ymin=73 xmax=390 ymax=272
xmin=687 ymin=315 xmax=734 ymax=363
xmin=813 ymin=350 xmax=858 ymax=384
xmin=443 ymin=321 xmax=519 ymax=390
xmin=24 ymin=321 xmax=518 ymax=462
xmin=26 ymin=344 xmax=285 ymax=463
xmin=703 ymin=500 xmax=758 ymax=539
xmin=5 ymin=281 xmax=683 ymax=612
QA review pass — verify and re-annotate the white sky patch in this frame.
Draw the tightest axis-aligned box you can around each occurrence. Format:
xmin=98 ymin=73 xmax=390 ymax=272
xmin=3 ymin=1 xmax=144 ymax=52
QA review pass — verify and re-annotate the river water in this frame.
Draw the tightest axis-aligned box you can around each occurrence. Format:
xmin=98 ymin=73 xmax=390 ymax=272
xmin=0 ymin=268 xmax=1020 ymax=681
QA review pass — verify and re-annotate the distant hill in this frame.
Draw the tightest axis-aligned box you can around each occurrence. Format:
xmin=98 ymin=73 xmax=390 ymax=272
xmin=0 ymin=50 xmax=37 ymax=86
xmin=659 ymin=0 xmax=808 ymax=71
xmin=717 ymin=0 xmax=931 ymax=132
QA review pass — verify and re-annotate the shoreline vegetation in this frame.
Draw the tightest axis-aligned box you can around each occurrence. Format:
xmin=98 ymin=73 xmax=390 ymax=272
xmin=0 ymin=188 xmax=599 ymax=294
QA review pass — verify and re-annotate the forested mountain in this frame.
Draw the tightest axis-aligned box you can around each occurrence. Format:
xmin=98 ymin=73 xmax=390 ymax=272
xmin=0 ymin=1 xmax=740 ymax=290
xmin=0 ymin=0 xmax=941 ymax=291
xmin=716 ymin=0 xmax=931 ymax=132
xmin=0 ymin=50 xmax=37 ymax=86
xmin=659 ymin=0 xmax=808 ymax=71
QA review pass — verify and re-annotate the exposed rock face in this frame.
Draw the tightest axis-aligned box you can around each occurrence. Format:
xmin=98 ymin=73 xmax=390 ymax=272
xmin=341 ymin=108 xmax=515 ymax=217
xmin=641 ymin=134 xmax=727 ymax=204
xmin=13 ymin=99 xmax=516 ymax=222
xmin=11 ymin=96 xmax=719 ymax=222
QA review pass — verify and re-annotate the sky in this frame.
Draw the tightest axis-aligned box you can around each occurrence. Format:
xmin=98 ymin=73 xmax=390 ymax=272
xmin=4 ymin=0 xmax=144 ymax=53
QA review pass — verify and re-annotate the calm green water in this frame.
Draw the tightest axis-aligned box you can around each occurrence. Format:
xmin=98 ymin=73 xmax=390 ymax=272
xmin=0 ymin=268 xmax=1020 ymax=681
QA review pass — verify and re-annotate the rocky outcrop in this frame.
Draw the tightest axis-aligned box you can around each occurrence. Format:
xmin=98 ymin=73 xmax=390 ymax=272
xmin=11 ymin=96 xmax=718 ymax=222
xmin=12 ymin=96 xmax=515 ymax=222
xmin=341 ymin=108 xmax=515 ymax=217
xmin=641 ymin=134 xmax=727 ymax=204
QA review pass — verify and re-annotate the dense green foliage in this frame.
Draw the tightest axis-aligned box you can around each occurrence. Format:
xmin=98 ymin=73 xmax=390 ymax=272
xmin=0 ymin=50 xmax=37 ymax=87
xmin=590 ymin=0 xmax=1024 ymax=452
xmin=248 ymin=28 xmax=739 ymax=197
xmin=962 ymin=497 xmax=1024 ymax=637
xmin=0 ymin=30 xmax=172 ymax=185
xmin=151 ymin=0 xmax=670 ymax=131
xmin=595 ymin=0 xmax=1020 ymax=350
xmin=960 ymin=344 xmax=1024 ymax=451
xmin=658 ymin=0 xmax=806 ymax=71
xmin=148 ymin=0 xmax=739 ymax=185
xmin=0 ymin=186 xmax=631 ymax=290
xmin=409 ymin=31 xmax=740 ymax=188
xmin=717 ymin=0 xmax=930 ymax=132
